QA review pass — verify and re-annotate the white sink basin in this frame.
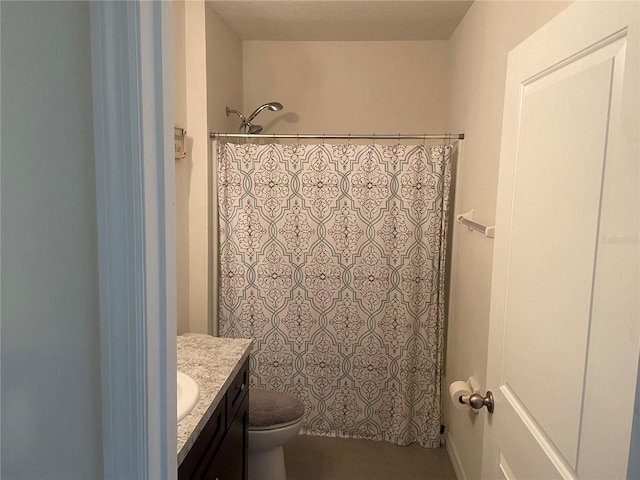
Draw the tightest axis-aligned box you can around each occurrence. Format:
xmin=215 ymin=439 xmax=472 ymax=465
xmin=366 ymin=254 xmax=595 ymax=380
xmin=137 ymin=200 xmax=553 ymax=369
xmin=177 ymin=371 xmax=199 ymax=422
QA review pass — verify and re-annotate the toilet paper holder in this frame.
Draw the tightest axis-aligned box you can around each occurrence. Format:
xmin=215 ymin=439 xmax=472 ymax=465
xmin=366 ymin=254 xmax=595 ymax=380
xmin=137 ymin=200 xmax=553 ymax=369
xmin=451 ymin=376 xmax=495 ymax=414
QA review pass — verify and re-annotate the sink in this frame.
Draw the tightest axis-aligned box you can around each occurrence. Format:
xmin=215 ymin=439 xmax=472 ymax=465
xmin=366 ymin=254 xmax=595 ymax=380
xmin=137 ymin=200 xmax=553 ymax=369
xmin=177 ymin=371 xmax=199 ymax=422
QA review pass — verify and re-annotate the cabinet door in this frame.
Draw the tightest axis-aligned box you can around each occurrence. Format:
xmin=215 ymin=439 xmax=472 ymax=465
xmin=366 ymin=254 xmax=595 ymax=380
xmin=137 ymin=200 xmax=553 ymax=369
xmin=226 ymin=361 xmax=249 ymax=428
xmin=208 ymin=393 xmax=249 ymax=480
xmin=179 ymin=359 xmax=250 ymax=480
xmin=179 ymin=401 xmax=226 ymax=479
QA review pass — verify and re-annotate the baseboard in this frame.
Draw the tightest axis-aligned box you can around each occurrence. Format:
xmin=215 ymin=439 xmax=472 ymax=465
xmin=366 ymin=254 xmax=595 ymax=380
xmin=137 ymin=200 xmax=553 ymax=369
xmin=445 ymin=432 xmax=467 ymax=480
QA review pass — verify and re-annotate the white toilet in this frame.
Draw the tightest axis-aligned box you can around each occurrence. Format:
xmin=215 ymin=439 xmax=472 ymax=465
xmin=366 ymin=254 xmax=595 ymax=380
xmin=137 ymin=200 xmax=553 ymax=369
xmin=248 ymin=388 xmax=305 ymax=480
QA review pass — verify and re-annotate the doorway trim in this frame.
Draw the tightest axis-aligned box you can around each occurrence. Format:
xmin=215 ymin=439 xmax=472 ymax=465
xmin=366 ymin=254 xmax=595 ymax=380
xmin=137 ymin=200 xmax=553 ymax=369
xmin=90 ymin=2 xmax=176 ymax=478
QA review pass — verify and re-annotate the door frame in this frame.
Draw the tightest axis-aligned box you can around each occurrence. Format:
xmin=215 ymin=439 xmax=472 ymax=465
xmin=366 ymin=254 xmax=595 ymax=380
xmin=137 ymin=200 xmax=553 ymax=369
xmin=90 ymin=2 xmax=176 ymax=478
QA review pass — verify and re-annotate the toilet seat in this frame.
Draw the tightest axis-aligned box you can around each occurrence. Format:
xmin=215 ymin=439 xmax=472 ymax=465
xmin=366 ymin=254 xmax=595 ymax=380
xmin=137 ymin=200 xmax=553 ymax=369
xmin=248 ymin=388 xmax=305 ymax=430
xmin=249 ymin=416 xmax=304 ymax=431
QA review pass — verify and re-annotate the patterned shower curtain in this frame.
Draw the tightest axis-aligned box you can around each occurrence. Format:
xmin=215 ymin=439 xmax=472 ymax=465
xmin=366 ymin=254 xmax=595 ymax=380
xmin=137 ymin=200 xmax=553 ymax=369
xmin=217 ymin=141 xmax=451 ymax=448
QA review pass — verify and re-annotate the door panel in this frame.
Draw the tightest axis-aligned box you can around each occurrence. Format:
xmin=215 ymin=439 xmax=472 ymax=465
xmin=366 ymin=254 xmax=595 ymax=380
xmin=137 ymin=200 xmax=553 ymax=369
xmin=485 ymin=3 xmax=639 ymax=479
xmin=576 ymin=36 xmax=639 ymax=480
xmin=503 ymin=47 xmax=615 ymax=469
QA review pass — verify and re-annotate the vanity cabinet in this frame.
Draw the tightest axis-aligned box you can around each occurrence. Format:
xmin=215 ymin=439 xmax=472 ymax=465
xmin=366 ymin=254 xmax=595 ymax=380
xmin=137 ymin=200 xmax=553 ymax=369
xmin=179 ymin=359 xmax=249 ymax=480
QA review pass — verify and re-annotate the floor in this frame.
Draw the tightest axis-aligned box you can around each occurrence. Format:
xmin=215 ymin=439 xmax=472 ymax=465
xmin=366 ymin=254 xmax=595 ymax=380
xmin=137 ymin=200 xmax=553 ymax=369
xmin=283 ymin=434 xmax=457 ymax=480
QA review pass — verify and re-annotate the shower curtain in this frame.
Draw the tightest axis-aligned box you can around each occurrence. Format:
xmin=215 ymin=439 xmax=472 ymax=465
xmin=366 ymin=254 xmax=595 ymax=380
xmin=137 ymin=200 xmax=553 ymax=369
xmin=217 ymin=141 xmax=451 ymax=448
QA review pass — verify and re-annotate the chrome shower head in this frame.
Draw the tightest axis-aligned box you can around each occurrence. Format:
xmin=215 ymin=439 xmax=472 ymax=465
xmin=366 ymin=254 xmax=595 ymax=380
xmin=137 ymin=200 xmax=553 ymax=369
xmin=245 ymin=102 xmax=284 ymax=124
xmin=225 ymin=102 xmax=283 ymax=133
xmin=266 ymin=102 xmax=283 ymax=111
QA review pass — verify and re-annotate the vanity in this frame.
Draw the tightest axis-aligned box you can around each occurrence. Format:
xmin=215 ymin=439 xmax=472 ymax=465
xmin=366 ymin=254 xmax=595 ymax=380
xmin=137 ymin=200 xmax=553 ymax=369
xmin=177 ymin=335 xmax=253 ymax=480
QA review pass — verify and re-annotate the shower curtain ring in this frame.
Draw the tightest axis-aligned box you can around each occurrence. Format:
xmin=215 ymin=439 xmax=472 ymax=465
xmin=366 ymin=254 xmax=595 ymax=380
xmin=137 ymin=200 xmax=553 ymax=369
xmin=348 ymin=133 xmax=351 ymax=146
xmin=322 ymin=133 xmax=325 ymax=146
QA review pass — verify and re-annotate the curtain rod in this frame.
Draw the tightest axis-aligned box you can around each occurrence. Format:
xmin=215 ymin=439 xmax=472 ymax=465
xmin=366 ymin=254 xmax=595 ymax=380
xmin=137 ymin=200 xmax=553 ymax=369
xmin=209 ymin=132 xmax=464 ymax=141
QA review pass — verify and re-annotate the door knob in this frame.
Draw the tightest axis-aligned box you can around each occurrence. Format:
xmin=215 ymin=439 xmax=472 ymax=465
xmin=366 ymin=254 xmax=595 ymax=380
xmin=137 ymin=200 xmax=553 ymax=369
xmin=467 ymin=391 xmax=494 ymax=413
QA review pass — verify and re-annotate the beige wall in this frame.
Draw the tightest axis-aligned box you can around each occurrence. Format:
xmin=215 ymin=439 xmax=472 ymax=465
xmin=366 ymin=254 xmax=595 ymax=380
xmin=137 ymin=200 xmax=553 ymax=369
xmin=173 ymin=0 xmax=191 ymax=334
xmin=243 ymin=41 xmax=449 ymax=134
xmin=1 ymin=2 xmax=103 ymax=477
xmin=173 ymin=1 xmax=242 ymax=334
xmin=184 ymin=0 xmax=210 ymax=335
xmin=206 ymin=3 xmax=244 ymax=334
xmin=444 ymin=2 xmax=572 ymax=478
xmin=206 ymin=3 xmax=244 ymax=134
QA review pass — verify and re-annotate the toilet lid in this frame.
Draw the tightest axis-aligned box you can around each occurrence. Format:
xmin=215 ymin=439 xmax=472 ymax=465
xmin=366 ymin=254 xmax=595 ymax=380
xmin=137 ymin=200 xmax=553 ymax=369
xmin=248 ymin=388 xmax=305 ymax=430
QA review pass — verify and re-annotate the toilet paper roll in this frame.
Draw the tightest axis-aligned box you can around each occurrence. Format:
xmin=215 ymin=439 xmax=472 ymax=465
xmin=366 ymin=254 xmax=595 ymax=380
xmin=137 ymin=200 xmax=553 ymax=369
xmin=449 ymin=381 xmax=472 ymax=410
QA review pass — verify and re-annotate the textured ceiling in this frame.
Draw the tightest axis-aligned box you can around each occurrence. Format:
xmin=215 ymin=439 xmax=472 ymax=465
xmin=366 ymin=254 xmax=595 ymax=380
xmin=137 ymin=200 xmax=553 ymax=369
xmin=206 ymin=1 xmax=474 ymax=41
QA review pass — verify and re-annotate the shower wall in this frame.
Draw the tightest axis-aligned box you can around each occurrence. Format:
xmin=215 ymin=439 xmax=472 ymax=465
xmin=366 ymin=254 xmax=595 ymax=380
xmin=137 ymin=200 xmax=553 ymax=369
xmin=243 ymin=41 xmax=450 ymax=134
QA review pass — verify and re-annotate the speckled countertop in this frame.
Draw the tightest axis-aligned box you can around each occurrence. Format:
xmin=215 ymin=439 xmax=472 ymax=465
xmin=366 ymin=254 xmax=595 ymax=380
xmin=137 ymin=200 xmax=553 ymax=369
xmin=177 ymin=335 xmax=253 ymax=465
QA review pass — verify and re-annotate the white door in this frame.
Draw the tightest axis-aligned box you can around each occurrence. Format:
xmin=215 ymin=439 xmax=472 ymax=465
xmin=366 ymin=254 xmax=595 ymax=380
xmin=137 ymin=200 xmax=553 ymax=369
xmin=483 ymin=2 xmax=639 ymax=479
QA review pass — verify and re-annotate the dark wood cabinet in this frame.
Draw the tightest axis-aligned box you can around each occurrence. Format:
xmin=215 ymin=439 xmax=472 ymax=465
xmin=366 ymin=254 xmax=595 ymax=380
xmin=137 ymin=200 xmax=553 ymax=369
xmin=179 ymin=360 xmax=249 ymax=480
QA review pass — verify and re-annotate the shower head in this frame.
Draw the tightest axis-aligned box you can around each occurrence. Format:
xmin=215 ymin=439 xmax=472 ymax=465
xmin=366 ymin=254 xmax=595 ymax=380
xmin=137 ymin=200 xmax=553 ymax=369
xmin=226 ymin=102 xmax=283 ymax=134
xmin=245 ymin=102 xmax=284 ymax=124
xmin=267 ymin=102 xmax=283 ymax=111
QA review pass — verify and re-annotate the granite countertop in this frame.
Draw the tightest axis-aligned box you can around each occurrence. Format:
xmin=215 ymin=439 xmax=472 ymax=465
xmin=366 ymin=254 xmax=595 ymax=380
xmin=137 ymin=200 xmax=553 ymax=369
xmin=177 ymin=335 xmax=253 ymax=465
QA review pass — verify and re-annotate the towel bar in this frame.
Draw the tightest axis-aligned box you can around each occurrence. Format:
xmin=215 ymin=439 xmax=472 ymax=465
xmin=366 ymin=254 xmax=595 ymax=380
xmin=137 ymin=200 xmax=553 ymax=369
xmin=456 ymin=209 xmax=495 ymax=239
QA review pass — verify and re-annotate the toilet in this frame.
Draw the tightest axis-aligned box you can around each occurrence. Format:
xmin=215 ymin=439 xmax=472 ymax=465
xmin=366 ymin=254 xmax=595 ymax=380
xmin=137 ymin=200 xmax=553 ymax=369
xmin=248 ymin=388 xmax=305 ymax=480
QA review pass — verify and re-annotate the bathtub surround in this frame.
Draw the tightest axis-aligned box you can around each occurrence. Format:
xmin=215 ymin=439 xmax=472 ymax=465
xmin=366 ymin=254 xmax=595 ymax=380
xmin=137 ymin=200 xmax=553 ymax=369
xmin=218 ymin=141 xmax=452 ymax=448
